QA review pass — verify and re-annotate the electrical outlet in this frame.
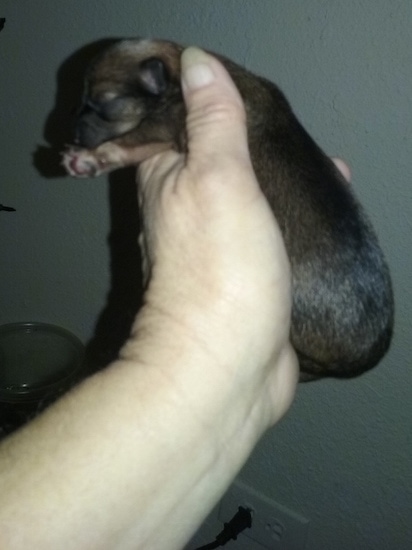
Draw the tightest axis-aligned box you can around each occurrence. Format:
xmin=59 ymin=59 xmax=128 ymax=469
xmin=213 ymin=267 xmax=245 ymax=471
xmin=218 ymin=480 xmax=309 ymax=549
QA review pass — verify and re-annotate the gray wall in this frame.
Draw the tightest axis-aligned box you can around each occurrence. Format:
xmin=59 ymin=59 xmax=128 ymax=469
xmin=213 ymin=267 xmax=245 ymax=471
xmin=1 ymin=1 xmax=411 ymax=548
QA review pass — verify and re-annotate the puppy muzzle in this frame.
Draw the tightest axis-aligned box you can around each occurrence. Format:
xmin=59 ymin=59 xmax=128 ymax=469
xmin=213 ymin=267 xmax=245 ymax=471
xmin=74 ymin=111 xmax=119 ymax=149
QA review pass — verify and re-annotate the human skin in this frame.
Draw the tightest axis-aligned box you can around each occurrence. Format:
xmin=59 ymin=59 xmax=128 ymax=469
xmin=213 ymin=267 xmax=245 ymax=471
xmin=0 ymin=48 xmax=299 ymax=550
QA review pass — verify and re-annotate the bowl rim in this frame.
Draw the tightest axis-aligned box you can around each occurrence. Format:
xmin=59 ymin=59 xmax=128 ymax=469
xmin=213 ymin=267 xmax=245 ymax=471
xmin=0 ymin=321 xmax=85 ymax=403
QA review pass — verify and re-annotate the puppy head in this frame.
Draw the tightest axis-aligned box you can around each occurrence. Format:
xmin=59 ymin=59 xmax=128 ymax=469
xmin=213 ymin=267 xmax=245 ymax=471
xmin=74 ymin=39 xmax=185 ymax=149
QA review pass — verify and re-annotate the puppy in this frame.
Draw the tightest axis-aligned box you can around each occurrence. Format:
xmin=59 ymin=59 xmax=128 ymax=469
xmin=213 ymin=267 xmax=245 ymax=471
xmin=62 ymin=39 xmax=394 ymax=380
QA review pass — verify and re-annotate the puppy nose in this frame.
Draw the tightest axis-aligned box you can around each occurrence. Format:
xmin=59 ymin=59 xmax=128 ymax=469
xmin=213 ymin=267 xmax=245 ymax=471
xmin=73 ymin=122 xmax=91 ymax=148
xmin=73 ymin=125 xmax=83 ymax=146
xmin=74 ymin=117 xmax=110 ymax=149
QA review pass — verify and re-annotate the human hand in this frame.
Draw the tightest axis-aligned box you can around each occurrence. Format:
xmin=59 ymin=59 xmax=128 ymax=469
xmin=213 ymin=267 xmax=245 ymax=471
xmin=129 ymin=47 xmax=298 ymax=438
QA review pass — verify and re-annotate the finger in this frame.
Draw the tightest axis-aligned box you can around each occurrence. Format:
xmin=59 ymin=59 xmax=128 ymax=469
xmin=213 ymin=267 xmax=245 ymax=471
xmin=331 ymin=157 xmax=351 ymax=183
xmin=267 ymin=344 xmax=299 ymax=426
xmin=137 ymin=149 xmax=184 ymax=216
xmin=138 ymin=149 xmax=180 ymax=192
xmin=181 ymin=47 xmax=252 ymax=171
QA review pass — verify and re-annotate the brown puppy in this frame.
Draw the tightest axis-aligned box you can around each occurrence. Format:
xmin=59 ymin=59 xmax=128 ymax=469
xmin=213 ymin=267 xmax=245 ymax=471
xmin=62 ymin=39 xmax=394 ymax=380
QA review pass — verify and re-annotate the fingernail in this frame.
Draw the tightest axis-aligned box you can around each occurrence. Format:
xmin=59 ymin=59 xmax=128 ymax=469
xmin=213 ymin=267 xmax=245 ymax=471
xmin=181 ymin=47 xmax=215 ymax=90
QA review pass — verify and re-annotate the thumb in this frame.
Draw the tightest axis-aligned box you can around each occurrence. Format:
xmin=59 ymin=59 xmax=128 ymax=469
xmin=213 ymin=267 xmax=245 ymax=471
xmin=181 ymin=47 xmax=251 ymax=170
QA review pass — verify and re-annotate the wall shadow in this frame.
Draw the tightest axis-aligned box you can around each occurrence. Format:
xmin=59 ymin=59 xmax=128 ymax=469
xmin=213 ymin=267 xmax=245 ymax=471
xmin=84 ymin=167 xmax=144 ymax=375
xmin=34 ymin=39 xmax=144 ymax=377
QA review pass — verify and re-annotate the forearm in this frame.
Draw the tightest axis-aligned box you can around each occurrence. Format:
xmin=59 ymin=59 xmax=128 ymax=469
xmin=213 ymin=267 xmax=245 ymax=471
xmin=0 ymin=312 xmax=264 ymax=550
xmin=0 ymin=46 xmax=299 ymax=550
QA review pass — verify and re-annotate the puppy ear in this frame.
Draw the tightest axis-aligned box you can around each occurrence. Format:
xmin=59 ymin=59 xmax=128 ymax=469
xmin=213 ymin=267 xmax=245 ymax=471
xmin=137 ymin=58 xmax=169 ymax=95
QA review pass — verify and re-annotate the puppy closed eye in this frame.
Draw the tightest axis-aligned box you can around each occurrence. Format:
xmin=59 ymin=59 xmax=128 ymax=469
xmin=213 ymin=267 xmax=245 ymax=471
xmin=97 ymin=96 xmax=143 ymax=121
xmin=85 ymin=98 xmax=103 ymax=113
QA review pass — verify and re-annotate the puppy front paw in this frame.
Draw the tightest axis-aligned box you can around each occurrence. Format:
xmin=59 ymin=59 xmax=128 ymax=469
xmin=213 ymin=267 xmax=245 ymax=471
xmin=62 ymin=143 xmax=127 ymax=178
xmin=62 ymin=141 xmax=174 ymax=178
xmin=62 ymin=147 xmax=103 ymax=177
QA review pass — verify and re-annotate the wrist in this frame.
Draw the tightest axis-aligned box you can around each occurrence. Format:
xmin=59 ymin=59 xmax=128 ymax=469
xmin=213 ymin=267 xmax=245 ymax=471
xmin=120 ymin=301 xmax=268 ymax=452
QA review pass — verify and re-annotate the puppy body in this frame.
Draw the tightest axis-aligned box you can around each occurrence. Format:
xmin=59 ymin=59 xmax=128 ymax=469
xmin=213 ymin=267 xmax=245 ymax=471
xmin=63 ymin=39 xmax=394 ymax=379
